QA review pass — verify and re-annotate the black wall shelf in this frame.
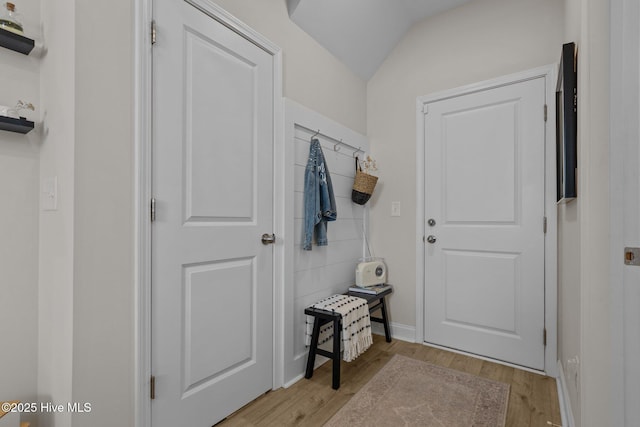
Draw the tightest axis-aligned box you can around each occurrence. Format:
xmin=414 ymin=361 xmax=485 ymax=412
xmin=0 ymin=115 xmax=34 ymax=134
xmin=0 ymin=27 xmax=34 ymax=55
xmin=0 ymin=28 xmax=37 ymax=134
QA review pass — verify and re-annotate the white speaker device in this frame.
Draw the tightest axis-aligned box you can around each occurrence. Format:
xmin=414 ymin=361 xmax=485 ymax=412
xmin=355 ymin=259 xmax=387 ymax=287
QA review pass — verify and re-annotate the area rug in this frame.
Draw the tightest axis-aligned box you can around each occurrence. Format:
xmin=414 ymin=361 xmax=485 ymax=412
xmin=324 ymin=354 xmax=509 ymax=427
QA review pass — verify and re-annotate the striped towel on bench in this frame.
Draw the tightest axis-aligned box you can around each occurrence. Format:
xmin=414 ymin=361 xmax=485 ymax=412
xmin=305 ymin=294 xmax=373 ymax=362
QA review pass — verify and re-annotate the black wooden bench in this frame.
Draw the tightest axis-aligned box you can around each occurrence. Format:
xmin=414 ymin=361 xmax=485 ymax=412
xmin=304 ymin=286 xmax=392 ymax=389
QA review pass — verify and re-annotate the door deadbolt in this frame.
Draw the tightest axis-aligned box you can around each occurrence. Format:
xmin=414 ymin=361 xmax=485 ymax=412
xmin=428 ymin=218 xmax=436 ymax=227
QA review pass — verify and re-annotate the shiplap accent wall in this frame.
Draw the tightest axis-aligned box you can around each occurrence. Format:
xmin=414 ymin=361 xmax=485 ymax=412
xmin=283 ymin=99 xmax=369 ymax=385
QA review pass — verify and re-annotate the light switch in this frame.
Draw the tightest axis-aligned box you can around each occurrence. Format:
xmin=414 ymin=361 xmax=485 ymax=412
xmin=391 ymin=201 xmax=401 ymax=217
xmin=42 ymin=176 xmax=58 ymax=211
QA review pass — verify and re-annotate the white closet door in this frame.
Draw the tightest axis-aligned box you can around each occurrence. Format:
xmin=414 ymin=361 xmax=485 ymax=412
xmin=151 ymin=0 xmax=275 ymax=425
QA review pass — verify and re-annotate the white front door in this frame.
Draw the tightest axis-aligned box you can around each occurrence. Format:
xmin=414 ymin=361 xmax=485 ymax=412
xmin=151 ymin=0 xmax=274 ymax=425
xmin=423 ymin=77 xmax=546 ymax=370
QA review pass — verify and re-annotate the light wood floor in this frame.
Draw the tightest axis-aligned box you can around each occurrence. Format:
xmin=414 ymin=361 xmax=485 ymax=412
xmin=218 ymin=334 xmax=561 ymax=427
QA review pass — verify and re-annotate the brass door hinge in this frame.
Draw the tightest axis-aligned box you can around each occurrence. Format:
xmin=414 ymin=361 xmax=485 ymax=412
xmin=543 ymin=329 xmax=547 ymax=346
xmin=151 ymin=20 xmax=157 ymax=45
xmin=150 ymin=375 xmax=156 ymax=400
xmin=544 ymin=104 xmax=548 ymax=122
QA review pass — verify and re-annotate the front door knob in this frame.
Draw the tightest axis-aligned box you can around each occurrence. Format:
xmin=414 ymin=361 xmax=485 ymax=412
xmin=426 ymin=235 xmax=437 ymax=244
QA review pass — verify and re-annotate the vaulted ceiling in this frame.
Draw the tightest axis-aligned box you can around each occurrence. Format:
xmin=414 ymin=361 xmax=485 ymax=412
xmin=287 ymin=0 xmax=476 ymax=80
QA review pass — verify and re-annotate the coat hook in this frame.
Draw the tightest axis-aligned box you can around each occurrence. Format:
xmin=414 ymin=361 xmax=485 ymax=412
xmin=311 ymin=129 xmax=320 ymax=140
xmin=334 ymin=139 xmax=342 ymax=152
xmin=353 ymin=147 xmax=362 ymax=158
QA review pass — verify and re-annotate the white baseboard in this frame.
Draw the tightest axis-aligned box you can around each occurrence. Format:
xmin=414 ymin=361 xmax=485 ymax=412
xmin=282 ymin=356 xmax=331 ymax=388
xmin=556 ymin=360 xmax=576 ymax=427
xmin=283 ymin=373 xmax=303 ymax=389
xmin=371 ymin=321 xmax=416 ymax=343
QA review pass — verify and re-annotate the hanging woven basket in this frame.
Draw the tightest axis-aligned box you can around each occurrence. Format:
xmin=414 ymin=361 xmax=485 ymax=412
xmin=352 ymin=157 xmax=378 ymax=205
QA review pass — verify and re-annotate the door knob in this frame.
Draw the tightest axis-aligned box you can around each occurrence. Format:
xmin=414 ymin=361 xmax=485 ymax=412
xmin=261 ymin=233 xmax=276 ymax=245
xmin=426 ymin=235 xmax=437 ymax=244
xmin=427 ymin=218 xmax=436 ymax=227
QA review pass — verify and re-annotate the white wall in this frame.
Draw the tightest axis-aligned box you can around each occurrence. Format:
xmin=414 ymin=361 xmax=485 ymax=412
xmin=558 ymin=0 xmax=582 ymax=423
xmin=209 ymin=0 xmax=367 ymax=135
xmin=0 ymin=0 xmax=40 ymax=425
xmin=559 ymin=1 xmax=612 ymax=426
xmin=562 ymin=0 xmax=611 ymax=426
xmin=366 ymin=0 xmax=564 ymax=328
xmin=283 ymin=100 xmax=369 ymax=384
xmin=38 ymin=0 xmax=75 ymax=425
xmin=70 ymin=1 xmax=135 ymax=426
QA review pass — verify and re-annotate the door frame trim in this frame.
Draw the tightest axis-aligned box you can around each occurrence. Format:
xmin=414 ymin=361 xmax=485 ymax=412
xmin=415 ymin=65 xmax=558 ymax=376
xmin=610 ymin=0 xmax=639 ymax=423
xmin=134 ymin=1 xmax=284 ymax=426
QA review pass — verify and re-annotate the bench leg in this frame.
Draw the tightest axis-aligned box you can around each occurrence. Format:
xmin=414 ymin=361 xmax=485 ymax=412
xmin=332 ymin=316 xmax=341 ymax=390
xmin=305 ymin=318 xmax=321 ymax=379
xmin=380 ymin=297 xmax=392 ymax=343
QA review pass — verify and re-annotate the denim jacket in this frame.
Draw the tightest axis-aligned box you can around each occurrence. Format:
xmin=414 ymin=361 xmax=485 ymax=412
xmin=302 ymin=138 xmax=337 ymax=250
